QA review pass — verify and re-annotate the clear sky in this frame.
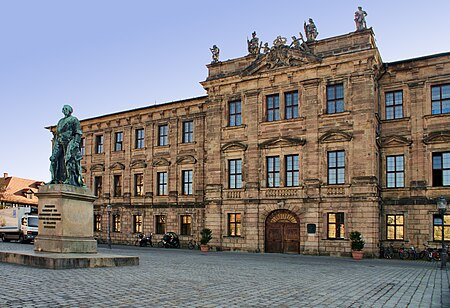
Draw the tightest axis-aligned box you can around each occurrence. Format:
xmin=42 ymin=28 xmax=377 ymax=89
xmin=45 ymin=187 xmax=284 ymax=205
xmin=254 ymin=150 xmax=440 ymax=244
xmin=1 ymin=0 xmax=449 ymax=182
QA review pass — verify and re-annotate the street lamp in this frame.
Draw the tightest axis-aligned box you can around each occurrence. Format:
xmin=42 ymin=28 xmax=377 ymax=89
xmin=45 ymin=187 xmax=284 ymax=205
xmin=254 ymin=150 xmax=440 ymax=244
xmin=107 ymin=204 xmax=112 ymax=249
xmin=437 ymin=196 xmax=447 ymax=270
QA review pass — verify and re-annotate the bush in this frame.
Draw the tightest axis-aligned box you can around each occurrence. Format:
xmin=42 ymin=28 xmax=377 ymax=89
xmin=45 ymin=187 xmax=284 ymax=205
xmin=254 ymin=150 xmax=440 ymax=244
xmin=349 ymin=231 xmax=365 ymax=251
xmin=200 ymin=228 xmax=212 ymax=245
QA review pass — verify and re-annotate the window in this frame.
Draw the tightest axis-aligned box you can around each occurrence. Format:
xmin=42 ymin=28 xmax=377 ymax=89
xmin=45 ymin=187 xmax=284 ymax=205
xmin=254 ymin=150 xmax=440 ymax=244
xmin=386 ymin=155 xmax=404 ymax=188
xmin=80 ymin=138 xmax=85 ymax=156
xmin=182 ymin=170 xmax=193 ymax=195
xmin=94 ymin=176 xmax=102 ymax=197
xmin=180 ymin=215 xmax=192 ymax=236
xmin=113 ymin=175 xmax=122 ymax=197
xmin=95 ymin=135 xmax=104 ymax=154
xmin=135 ymin=129 xmax=144 ymax=149
xmin=228 ymin=159 xmax=242 ymax=189
xmin=134 ymin=173 xmax=144 ymax=196
xmin=133 ymin=215 xmax=143 ymax=233
xmin=328 ymin=151 xmax=345 ymax=184
xmin=115 ymin=132 xmax=123 ymax=152
xmin=182 ymin=121 xmax=193 ymax=143
xmin=433 ymin=214 xmax=450 ymax=241
xmin=94 ymin=214 xmax=101 ymax=232
xmin=156 ymin=215 xmax=166 ymax=234
xmin=326 ymin=84 xmax=344 ymax=114
xmin=285 ymin=155 xmax=299 ymax=187
xmin=431 ymin=84 xmax=450 ymax=115
xmin=158 ymin=124 xmax=169 ymax=146
xmin=386 ymin=214 xmax=404 ymax=240
xmin=228 ymin=213 xmax=241 ymax=237
xmin=385 ymin=91 xmax=403 ymax=120
xmin=112 ymin=214 xmax=121 ymax=232
xmin=267 ymin=156 xmax=280 ymax=187
xmin=266 ymin=94 xmax=280 ymax=121
xmin=229 ymin=100 xmax=242 ymax=127
xmin=433 ymin=152 xmax=450 ymax=186
xmin=285 ymin=91 xmax=299 ymax=119
xmin=327 ymin=213 xmax=345 ymax=239
xmin=157 ymin=172 xmax=168 ymax=196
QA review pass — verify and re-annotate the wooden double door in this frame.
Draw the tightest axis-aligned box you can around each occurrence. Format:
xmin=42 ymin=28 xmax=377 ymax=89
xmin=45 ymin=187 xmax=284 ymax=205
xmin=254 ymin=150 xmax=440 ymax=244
xmin=265 ymin=210 xmax=300 ymax=254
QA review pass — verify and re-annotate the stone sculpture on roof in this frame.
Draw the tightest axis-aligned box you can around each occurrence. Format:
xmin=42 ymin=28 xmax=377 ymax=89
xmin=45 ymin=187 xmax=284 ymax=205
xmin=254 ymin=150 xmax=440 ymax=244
xmin=304 ymin=18 xmax=318 ymax=42
xmin=210 ymin=45 xmax=220 ymax=63
xmin=354 ymin=6 xmax=368 ymax=30
xmin=247 ymin=31 xmax=261 ymax=55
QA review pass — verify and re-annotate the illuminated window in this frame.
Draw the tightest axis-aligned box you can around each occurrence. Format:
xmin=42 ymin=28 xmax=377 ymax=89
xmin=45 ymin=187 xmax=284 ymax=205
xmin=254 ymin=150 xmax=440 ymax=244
xmin=228 ymin=213 xmax=241 ymax=237
xmin=112 ymin=214 xmax=121 ymax=232
xmin=134 ymin=174 xmax=144 ymax=196
xmin=386 ymin=214 xmax=404 ymax=240
xmin=385 ymin=91 xmax=403 ymax=120
xmin=327 ymin=213 xmax=344 ymax=239
xmin=180 ymin=215 xmax=192 ymax=236
xmin=386 ymin=155 xmax=404 ymax=188
xmin=156 ymin=215 xmax=166 ymax=234
xmin=94 ymin=214 xmax=101 ymax=232
xmin=433 ymin=214 xmax=450 ymax=241
xmin=94 ymin=176 xmax=102 ymax=197
xmin=133 ymin=215 xmax=143 ymax=233
xmin=327 ymin=84 xmax=344 ymax=114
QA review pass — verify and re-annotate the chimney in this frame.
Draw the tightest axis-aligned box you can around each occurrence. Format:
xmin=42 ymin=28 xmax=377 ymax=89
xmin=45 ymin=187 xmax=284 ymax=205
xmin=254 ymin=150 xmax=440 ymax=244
xmin=3 ymin=173 xmax=8 ymax=178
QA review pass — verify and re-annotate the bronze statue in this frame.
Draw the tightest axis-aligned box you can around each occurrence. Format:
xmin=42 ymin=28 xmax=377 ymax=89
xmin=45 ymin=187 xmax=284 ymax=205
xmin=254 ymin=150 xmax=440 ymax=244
xmin=247 ymin=31 xmax=261 ymax=55
xmin=210 ymin=45 xmax=220 ymax=63
xmin=49 ymin=105 xmax=84 ymax=187
xmin=304 ymin=18 xmax=318 ymax=42
xmin=354 ymin=6 xmax=367 ymax=31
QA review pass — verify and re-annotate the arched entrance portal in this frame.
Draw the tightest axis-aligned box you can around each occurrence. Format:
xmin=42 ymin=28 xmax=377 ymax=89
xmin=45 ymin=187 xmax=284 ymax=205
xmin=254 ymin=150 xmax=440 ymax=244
xmin=265 ymin=210 xmax=300 ymax=253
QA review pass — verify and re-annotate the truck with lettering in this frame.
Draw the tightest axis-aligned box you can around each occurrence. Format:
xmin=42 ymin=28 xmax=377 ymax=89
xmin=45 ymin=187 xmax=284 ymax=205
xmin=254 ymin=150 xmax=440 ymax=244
xmin=0 ymin=206 xmax=38 ymax=243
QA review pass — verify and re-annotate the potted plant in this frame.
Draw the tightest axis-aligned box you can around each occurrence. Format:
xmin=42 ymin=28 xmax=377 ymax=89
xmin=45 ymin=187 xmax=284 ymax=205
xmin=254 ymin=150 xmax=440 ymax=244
xmin=349 ymin=231 xmax=365 ymax=260
xmin=200 ymin=228 xmax=212 ymax=252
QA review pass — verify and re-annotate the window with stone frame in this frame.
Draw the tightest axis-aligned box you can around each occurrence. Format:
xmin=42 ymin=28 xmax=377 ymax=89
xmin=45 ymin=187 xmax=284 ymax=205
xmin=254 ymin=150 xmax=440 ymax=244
xmin=133 ymin=214 xmax=143 ymax=233
xmin=94 ymin=176 xmax=102 ymax=197
xmin=94 ymin=214 xmax=102 ymax=232
xmin=266 ymin=94 xmax=280 ymax=121
xmin=228 ymin=213 xmax=241 ymax=237
xmin=267 ymin=156 xmax=280 ymax=187
xmin=386 ymin=214 xmax=404 ymax=240
xmin=180 ymin=215 xmax=192 ymax=236
xmin=134 ymin=173 xmax=144 ymax=196
xmin=158 ymin=124 xmax=169 ymax=146
xmin=327 ymin=150 xmax=345 ymax=185
xmin=114 ymin=131 xmax=123 ymax=152
xmin=433 ymin=214 xmax=450 ymax=241
xmin=285 ymin=155 xmax=299 ymax=187
xmin=385 ymin=91 xmax=403 ymax=120
xmin=432 ymin=152 xmax=450 ymax=186
xmin=228 ymin=100 xmax=242 ymax=127
xmin=113 ymin=175 xmax=122 ymax=197
xmin=80 ymin=137 xmax=86 ymax=156
xmin=135 ymin=128 xmax=145 ymax=149
xmin=386 ymin=155 xmax=404 ymax=188
xmin=326 ymin=83 xmax=344 ymax=114
xmin=182 ymin=121 xmax=194 ymax=143
xmin=285 ymin=91 xmax=299 ymax=119
xmin=327 ymin=213 xmax=345 ymax=239
xmin=155 ymin=215 xmax=166 ymax=234
xmin=95 ymin=135 xmax=104 ymax=154
xmin=228 ymin=159 xmax=242 ymax=189
xmin=431 ymin=84 xmax=450 ymax=115
xmin=157 ymin=172 xmax=168 ymax=196
xmin=182 ymin=170 xmax=193 ymax=195
xmin=112 ymin=214 xmax=121 ymax=232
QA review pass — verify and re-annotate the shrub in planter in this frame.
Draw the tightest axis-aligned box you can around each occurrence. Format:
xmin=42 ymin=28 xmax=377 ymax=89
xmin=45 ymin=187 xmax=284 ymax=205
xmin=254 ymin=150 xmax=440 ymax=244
xmin=349 ymin=231 xmax=365 ymax=260
xmin=200 ymin=228 xmax=212 ymax=251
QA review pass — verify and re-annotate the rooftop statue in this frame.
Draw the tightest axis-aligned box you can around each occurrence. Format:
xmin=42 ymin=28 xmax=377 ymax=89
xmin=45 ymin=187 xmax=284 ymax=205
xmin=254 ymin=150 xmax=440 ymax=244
xmin=304 ymin=18 xmax=318 ymax=42
xmin=354 ymin=6 xmax=368 ymax=31
xmin=290 ymin=33 xmax=310 ymax=53
xmin=48 ymin=105 xmax=85 ymax=187
xmin=263 ymin=42 xmax=270 ymax=54
xmin=210 ymin=45 xmax=220 ymax=63
xmin=247 ymin=31 xmax=261 ymax=55
xmin=273 ymin=36 xmax=287 ymax=48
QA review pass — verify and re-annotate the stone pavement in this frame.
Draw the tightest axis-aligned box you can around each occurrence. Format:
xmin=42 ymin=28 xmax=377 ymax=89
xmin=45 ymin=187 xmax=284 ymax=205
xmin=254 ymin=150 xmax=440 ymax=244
xmin=0 ymin=242 xmax=449 ymax=308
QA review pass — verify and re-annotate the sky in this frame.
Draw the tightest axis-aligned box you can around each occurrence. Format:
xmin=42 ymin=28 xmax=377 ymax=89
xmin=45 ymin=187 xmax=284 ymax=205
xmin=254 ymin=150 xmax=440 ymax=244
xmin=1 ymin=0 xmax=450 ymax=182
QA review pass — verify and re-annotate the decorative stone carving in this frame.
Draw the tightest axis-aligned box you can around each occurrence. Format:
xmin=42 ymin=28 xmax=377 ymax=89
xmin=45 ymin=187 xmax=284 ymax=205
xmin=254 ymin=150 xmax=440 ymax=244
xmin=354 ymin=6 xmax=367 ymax=31
xmin=152 ymin=157 xmax=171 ymax=167
xmin=130 ymin=159 xmax=147 ymax=169
xmin=221 ymin=141 xmax=248 ymax=152
xmin=259 ymin=137 xmax=306 ymax=149
xmin=247 ymin=31 xmax=261 ymax=55
xmin=319 ymin=131 xmax=353 ymax=143
xmin=210 ymin=45 xmax=220 ymax=63
xmin=176 ymin=155 xmax=197 ymax=165
xmin=110 ymin=162 xmax=126 ymax=171
xmin=304 ymin=18 xmax=318 ymax=42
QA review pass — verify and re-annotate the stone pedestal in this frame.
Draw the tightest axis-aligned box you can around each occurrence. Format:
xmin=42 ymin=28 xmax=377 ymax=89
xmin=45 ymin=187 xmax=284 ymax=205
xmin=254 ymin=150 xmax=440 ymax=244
xmin=34 ymin=184 xmax=97 ymax=253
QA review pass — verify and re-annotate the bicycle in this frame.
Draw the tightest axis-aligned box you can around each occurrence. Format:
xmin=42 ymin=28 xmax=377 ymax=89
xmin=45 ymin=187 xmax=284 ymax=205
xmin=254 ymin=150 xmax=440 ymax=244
xmin=188 ymin=239 xmax=200 ymax=250
xmin=383 ymin=243 xmax=394 ymax=259
xmin=398 ymin=244 xmax=409 ymax=260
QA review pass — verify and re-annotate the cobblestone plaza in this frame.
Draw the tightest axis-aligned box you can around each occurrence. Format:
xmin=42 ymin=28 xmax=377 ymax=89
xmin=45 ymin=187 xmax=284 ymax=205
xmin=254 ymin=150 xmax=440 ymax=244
xmin=0 ymin=242 xmax=449 ymax=307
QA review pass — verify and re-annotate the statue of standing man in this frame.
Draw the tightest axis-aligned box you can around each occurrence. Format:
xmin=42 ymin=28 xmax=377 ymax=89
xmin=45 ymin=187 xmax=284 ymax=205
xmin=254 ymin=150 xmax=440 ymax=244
xmin=304 ymin=18 xmax=318 ymax=42
xmin=354 ymin=6 xmax=368 ymax=31
xmin=210 ymin=45 xmax=220 ymax=63
xmin=247 ymin=31 xmax=261 ymax=55
xmin=49 ymin=105 xmax=84 ymax=187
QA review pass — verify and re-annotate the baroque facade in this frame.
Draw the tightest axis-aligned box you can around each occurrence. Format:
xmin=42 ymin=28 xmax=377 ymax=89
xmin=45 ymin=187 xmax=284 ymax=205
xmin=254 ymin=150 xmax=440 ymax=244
xmin=77 ymin=28 xmax=450 ymax=257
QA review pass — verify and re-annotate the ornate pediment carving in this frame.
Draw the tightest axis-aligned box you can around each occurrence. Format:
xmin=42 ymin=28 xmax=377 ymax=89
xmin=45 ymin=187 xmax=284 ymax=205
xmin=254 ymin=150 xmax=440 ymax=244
xmin=130 ymin=159 xmax=147 ymax=169
xmin=221 ymin=141 xmax=248 ymax=152
xmin=423 ymin=131 xmax=450 ymax=145
xmin=110 ymin=162 xmax=125 ymax=171
xmin=319 ymin=131 xmax=353 ymax=143
xmin=152 ymin=158 xmax=171 ymax=167
xmin=90 ymin=164 xmax=104 ymax=172
xmin=176 ymin=155 xmax=197 ymax=165
xmin=381 ymin=135 xmax=412 ymax=147
xmin=259 ymin=137 xmax=306 ymax=149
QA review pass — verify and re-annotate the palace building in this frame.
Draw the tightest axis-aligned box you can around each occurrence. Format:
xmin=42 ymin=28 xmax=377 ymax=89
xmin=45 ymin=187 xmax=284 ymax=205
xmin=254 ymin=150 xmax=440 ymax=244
xmin=76 ymin=23 xmax=450 ymax=256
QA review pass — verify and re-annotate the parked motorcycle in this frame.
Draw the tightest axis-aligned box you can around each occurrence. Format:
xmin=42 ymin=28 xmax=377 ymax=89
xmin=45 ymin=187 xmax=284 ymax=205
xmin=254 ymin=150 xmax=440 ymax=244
xmin=157 ymin=232 xmax=180 ymax=248
xmin=135 ymin=233 xmax=153 ymax=247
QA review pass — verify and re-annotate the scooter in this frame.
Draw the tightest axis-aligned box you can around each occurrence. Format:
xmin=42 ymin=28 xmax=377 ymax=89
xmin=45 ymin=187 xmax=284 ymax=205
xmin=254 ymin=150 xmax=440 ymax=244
xmin=157 ymin=232 xmax=180 ymax=248
xmin=135 ymin=233 xmax=153 ymax=247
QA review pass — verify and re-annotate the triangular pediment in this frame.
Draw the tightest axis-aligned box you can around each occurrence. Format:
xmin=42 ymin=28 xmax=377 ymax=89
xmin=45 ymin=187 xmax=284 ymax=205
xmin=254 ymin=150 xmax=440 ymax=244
xmin=259 ymin=137 xmax=306 ymax=149
xmin=381 ymin=135 xmax=412 ymax=147
xmin=319 ymin=131 xmax=353 ymax=143
xmin=423 ymin=131 xmax=450 ymax=144
xmin=130 ymin=159 xmax=147 ymax=169
xmin=90 ymin=164 xmax=104 ymax=172
xmin=152 ymin=158 xmax=171 ymax=167
xmin=110 ymin=162 xmax=125 ymax=171
xmin=176 ymin=155 xmax=197 ymax=165
xmin=221 ymin=141 xmax=248 ymax=152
